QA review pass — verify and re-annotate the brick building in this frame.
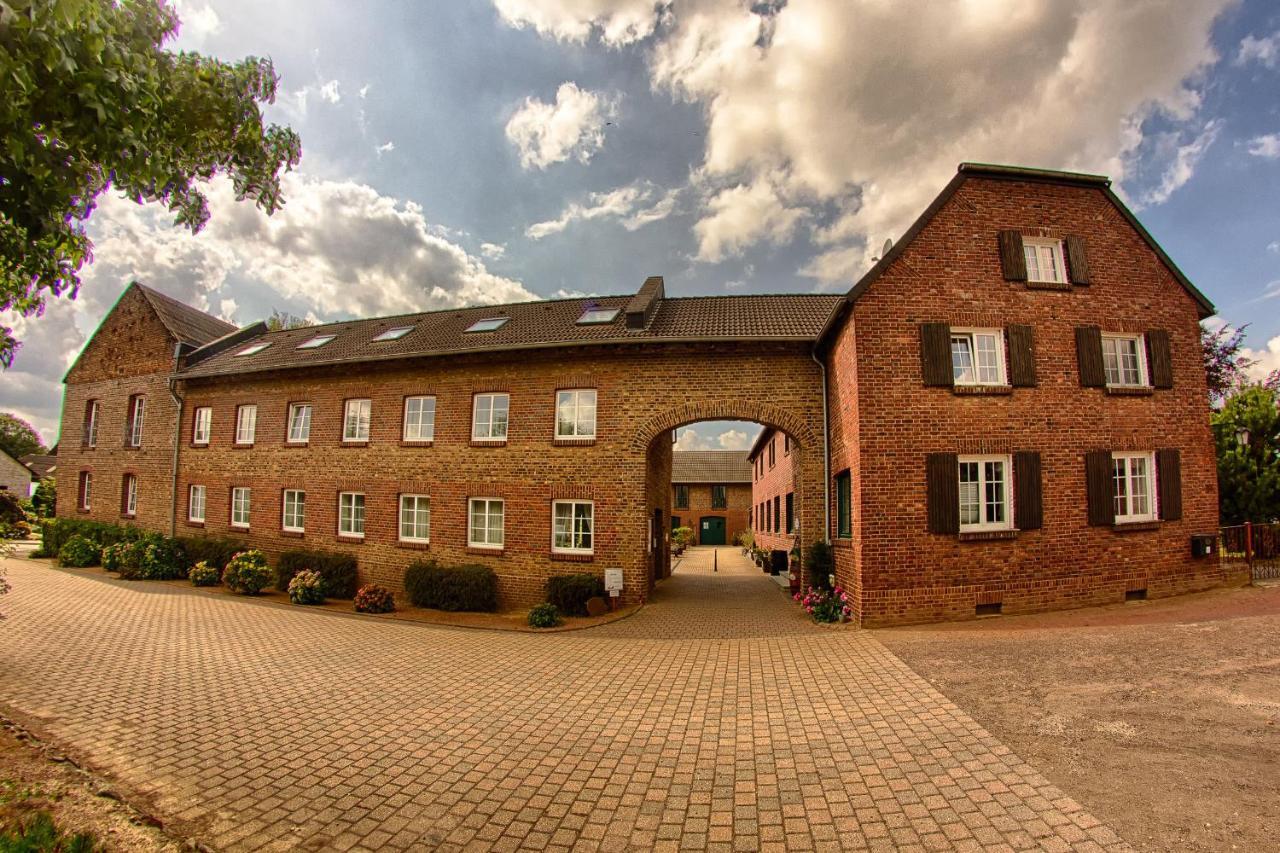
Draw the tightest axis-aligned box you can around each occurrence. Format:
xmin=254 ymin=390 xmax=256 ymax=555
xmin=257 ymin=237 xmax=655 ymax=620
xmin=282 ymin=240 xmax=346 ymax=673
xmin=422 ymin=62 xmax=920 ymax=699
xmin=748 ymin=428 xmax=798 ymax=558
xmin=670 ymin=451 xmax=752 ymax=545
xmin=57 ymin=163 xmax=1233 ymax=624
xmin=0 ymin=448 xmax=34 ymax=496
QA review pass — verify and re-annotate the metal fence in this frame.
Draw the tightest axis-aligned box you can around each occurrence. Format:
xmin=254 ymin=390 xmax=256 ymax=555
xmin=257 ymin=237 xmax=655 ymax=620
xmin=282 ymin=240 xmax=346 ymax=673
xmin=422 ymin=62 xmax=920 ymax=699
xmin=1221 ymin=522 xmax=1280 ymax=582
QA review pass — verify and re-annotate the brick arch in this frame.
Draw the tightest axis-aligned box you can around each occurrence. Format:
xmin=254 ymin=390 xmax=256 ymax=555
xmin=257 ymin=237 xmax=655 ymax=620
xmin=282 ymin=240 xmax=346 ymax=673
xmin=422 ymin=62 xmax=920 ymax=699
xmin=629 ymin=398 xmax=819 ymax=454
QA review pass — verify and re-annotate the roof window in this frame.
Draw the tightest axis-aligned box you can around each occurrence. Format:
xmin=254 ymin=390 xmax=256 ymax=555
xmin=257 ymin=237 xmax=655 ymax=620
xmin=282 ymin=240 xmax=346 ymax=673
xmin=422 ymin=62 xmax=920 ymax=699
xmin=296 ymin=334 xmax=336 ymax=349
xmin=465 ymin=317 xmax=509 ymax=333
xmin=576 ymin=307 xmax=620 ymax=325
xmin=234 ymin=342 xmax=272 ymax=357
xmin=371 ymin=326 xmax=414 ymax=342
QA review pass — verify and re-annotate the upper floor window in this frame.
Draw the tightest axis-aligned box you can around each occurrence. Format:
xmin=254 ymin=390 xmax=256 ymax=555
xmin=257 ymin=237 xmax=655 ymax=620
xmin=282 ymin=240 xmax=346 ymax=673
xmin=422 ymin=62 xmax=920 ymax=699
xmin=951 ymin=329 xmax=1006 ymax=386
xmin=1113 ymin=452 xmax=1156 ymax=523
xmin=555 ymin=389 xmax=596 ymax=439
xmin=468 ymin=498 xmax=504 ymax=548
xmin=399 ymin=494 xmax=431 ymax=542
xmin=711 ymin=485 xmax=727 ymax=509
xmin=126 ymin=395 xmax=145 ymax=447
xmin=674 ymin=484 xmax=689 ymax=508
xmin=188 ymin=484 xmax=206 ymax=523
xmin=768 ymin=439 xmax=776 ymax=468
xmin=78 ymin=471 xmax=92 ymax=510
xmin=1023 ymin=238 xmax=1065 ymax=284
xmin=552 ymin=500 xmax=594 ymax=554
xmin=83 ymin=400 xmax=99 ymax=448
xmin=123 ymin=474 xmax=138 ymax=516
xmin=338 ymin=492 xmax=365 ymax=537
xmin=282 ymin=489 xmax=306 ymax=532
xmin=472 ymin=393 xmax=509 ymax=440
xmin=403 ymin=396 xmax=436 ymax=442
xmin=231 ymin=487 xmax=251 ymax=528
xmin=343 ymin=398 xmax=372 ymax=442
xmin=287 ymin=403 xmax=312 ymax=443
xmin=192 ymin=406 xmax=212 ymax=445
xmin=958 ymin=455 xmax=1012 ymax=532
xmin=235 ymin=405 xmax=257 ymax=445
xmin=1102 ymin=334 xmax=1148 ymax=388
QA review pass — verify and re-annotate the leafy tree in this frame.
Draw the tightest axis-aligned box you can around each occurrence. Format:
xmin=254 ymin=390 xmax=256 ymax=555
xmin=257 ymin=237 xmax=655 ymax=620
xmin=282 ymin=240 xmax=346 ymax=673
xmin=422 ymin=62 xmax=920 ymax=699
xmin=0 ymin=412 xmax=45 ymax=459
xmin=0 ymin=0 xmax=301 ymax=367
xmin=1202 ymin=323 xmax=1280 ymax=404
xmin=31 ymin=474 xmax=55 ymax=517
xmin=1212 ymin=385 xmax=1280 ymax=524
xmin=265 ymin=308 xmax=314 ymax=331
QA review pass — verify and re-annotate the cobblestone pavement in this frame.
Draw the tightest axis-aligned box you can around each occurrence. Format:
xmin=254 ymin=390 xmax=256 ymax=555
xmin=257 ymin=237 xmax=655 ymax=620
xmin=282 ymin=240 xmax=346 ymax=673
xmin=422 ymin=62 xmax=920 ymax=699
xmin=0 ymin=556 xmax=1129 ymax=852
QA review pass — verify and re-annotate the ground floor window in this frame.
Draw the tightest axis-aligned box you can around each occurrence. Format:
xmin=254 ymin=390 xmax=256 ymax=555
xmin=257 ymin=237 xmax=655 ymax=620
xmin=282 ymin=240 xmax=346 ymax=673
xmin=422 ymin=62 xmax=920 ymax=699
xmin=958 ymin=455 xmax=1012 ymax=531
xmin=469 ymin=498 xmax=504 ymax=548
xmin=785 ymin=492 xmax=794 ymax=533
xmin=1113 ymin=452 xmax=1156 ymax=522
xmin=188 ymin=484 xmax=205 ymax=523
xmin=552 ymin=500 xmax=593 ymax=554
xmin=835 ymin=471 xmax=851 ymax=538
xmin=283 ymin=489 xmax=306 ymax=532
xmin=78 ymin=471 xmax=91 ymax=510
xmin=338 ymin=492 xmax=365 ymax=537
xmin=399 ymin=495 xmax=430 ymax=542
xmin=231 ymin=487 xmax=251 ymax=528
xmin=123 ymin=474 xmax=137 ymax=516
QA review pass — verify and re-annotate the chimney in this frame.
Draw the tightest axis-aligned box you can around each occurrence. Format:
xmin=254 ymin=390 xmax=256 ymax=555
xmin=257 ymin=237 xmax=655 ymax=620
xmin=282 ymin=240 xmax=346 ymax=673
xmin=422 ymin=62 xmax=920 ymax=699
xmin=625 ymin=275 xmax=665 ymax=330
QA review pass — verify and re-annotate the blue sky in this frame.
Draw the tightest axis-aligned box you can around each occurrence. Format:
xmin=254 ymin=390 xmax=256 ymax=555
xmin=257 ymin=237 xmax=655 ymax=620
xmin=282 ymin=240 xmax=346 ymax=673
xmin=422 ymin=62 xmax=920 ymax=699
xmin=3 ymin=0 xmax=1279 ymax=447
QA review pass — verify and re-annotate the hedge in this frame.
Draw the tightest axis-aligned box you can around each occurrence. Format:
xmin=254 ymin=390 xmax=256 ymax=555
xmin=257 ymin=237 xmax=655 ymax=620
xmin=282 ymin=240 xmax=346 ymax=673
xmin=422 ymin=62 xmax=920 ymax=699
xmin=176 ymin=536 xmax=246 ymax=572
xmin=275 ymin=549 xmax=359 ymax=599
xmin=403 ymin=560 xmax=497 ymax=612
xmin=546 ymin=573 xmax=605 ymax=617
xmin=41 ymin=518 xmax=147 ymax=558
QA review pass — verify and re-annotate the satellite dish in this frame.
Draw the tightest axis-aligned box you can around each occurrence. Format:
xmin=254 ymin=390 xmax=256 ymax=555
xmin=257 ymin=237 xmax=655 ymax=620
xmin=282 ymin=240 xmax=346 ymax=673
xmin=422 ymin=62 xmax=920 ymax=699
xmin=882 ymin=237 xmax=893 ymax=256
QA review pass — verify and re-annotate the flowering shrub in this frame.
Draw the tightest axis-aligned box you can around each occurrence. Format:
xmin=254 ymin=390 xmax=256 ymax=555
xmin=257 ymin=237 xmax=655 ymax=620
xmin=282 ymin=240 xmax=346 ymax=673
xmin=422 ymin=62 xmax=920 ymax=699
xmin=353 ymin=584 xmax=395 ymax=614
xmin=101 ymin=542 xmax=129 ymax=573
xmin=288 ymin=569 xmax=326 ymax=605
xmin=140 ymin=538 xmax=187 ymax=580
xmin=222 ymin=550 xmax=272 ymax=595
xmin=793 ymin=586 xmax=853 ymax=623
xmin=527 ymin=602 xmax=561 ymax=628
xmin=58 ymin=535 xmax=101 ymax=568
xmin=189 ymin=560 xmax=221 ymax=587
xmin=113 ymin=538 xmax=154 ymax=579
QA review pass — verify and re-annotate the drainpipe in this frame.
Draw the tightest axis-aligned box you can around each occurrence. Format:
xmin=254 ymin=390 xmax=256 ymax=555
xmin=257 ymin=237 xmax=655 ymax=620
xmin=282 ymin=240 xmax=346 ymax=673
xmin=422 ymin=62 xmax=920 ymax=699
xmin=167 ymin=348 xmax=185 ymax=539
xmin=810 ymin=349 xmax=831 ymax=544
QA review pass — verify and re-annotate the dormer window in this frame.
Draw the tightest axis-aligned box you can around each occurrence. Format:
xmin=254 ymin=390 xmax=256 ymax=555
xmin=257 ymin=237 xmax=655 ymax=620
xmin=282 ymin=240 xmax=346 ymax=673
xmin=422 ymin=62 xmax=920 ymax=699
xmin=371 ymin=326 xmax=414 ymax=342
xmin=465 ymin=317 xmax=508 ymax=333
xmin=297 ymin=334 xmax=336 ymax=349
xmin=235 ymin=342 xmax=271 ymax=357
xmin=576 ymin=307 xmax=619 ymax=325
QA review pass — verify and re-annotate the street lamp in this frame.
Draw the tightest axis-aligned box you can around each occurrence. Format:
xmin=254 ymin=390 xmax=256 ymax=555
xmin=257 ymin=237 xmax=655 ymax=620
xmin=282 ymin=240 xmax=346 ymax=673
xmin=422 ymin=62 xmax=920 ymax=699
xmin=1236 ymin=427 xmax=1251 ymax=447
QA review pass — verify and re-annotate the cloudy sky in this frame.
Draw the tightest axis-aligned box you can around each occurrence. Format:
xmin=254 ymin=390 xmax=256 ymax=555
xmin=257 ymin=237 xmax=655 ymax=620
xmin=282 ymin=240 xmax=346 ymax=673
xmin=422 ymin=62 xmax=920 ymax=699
xmin=3 ymin=0 xmax=1280 ymax=450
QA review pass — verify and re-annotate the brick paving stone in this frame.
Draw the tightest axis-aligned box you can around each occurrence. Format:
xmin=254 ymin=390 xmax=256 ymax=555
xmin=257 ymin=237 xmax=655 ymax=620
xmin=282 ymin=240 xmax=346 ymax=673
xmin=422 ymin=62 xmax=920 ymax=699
xmin=0 ymin=556 xmax=1130 ymax=851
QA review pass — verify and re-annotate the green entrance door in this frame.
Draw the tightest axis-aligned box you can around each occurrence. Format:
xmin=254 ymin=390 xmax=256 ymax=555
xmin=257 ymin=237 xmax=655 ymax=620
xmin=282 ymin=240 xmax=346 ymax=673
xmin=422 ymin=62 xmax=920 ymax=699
xmin=700 ymin=516 xmax=726 ymax=545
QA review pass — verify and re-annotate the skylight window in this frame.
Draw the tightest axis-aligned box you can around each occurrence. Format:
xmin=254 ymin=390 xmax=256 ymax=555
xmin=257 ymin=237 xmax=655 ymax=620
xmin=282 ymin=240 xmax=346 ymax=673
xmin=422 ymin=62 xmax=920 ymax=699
xmin=234 ymin=342 xmax=272 ymax=357
xmin=465 ymin=317 xmax=509 ymax=333
xmin=372 ymin=326 xmax=414 ymax=342
xmin=577 ymin=307 xmax=620 ymax=325
xmin=296 ymin=334 xmax=336 ymax=349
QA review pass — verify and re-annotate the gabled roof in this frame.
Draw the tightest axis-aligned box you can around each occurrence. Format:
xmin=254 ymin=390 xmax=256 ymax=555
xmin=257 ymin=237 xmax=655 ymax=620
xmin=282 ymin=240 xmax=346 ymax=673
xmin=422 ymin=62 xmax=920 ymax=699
xmin=747 ymin=426 xmax=775 ymax=462
xmin=134 ymin=283 xmax=237 ymax=347
xmin=671 ymin=451 xmax=753 ymax=484
xmin=20 ymin=454 xmax=56 ymax=480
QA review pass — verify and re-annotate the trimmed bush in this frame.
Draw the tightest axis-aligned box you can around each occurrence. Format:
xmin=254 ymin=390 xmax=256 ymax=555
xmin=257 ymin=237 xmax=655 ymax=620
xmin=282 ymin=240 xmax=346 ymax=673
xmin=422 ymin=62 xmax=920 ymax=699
xmin=354 ymin=584 xmax=395 ymax=614
xmin=176 ymin=536 xmax=246 ymax=573
xmin=288 ymin=569 xmax=326 ymax=605
xmin=40 ymin=518 xmax=146 ymax=558
xmin=403 ymin=560 xmax=498 ymax=612
xmin=58 ymin=535 xmax=101 ymax=568
xmin=223 ymin=550 xmax=272 ymax=595
xmin=276 ymin=549 xmax=359 ymax=599
xmin=189 ymin=560 xmax=221 ymax=587
xmin=545 ymin=573 xmax=605 ymax=617
xmin=139 ymin=538 xmax=187 ymax=580
xmin=527 ymin=603 xmax=561 ymax=628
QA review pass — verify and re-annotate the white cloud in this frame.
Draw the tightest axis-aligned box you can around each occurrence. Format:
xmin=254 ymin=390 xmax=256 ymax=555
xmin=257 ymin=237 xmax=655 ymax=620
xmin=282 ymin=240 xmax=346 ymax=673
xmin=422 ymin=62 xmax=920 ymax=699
xmin=480 ymin=242 xmax=506 ymax=260
xmin=1267 ymin=241 xmax=1279 ymax=254
xmin=493 ymin=0 xmax=662 ymax=46
xmin=715 ymin=429 xmax=751 ymax=450
xmin=1241 ymin=335 xmax=1280 ymax=382
xmin=525 ymin=182 xmax=668 ymax=239
xmin=170 ymin=0 xmax=222 ymax=48
xmin=358 ymin=84 xmax=370 ymax=99
xmin=672 ymin=426 xmax=755 ymax=451
xmin=1237 ymin=30 xmax=1279 ymax=68
xmin=317 ymin=79 xmax=341 ymax=104
xmin=1139 ymin=119 xmax=1222 ymax=206
xmin=505 ymin=82 xmax=615 ymax=170
xmin=694 ymin=177 xmax=807 ymax=263
xmin=376 ymin=141 xmax=396 ymax=156
xmin=218 ymin=298 xmax=238 ymax=323
xmin=1246 ymin=133 xmax=1280 ymax=159
xmin=673 ymin=428 xmax=709 ymax=451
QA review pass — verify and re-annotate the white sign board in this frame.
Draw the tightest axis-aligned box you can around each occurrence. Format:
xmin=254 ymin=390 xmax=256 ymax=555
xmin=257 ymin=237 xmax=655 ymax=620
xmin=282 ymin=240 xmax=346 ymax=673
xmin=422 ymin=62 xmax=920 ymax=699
xmin=604 ymin=568 xmax=624 ymax=597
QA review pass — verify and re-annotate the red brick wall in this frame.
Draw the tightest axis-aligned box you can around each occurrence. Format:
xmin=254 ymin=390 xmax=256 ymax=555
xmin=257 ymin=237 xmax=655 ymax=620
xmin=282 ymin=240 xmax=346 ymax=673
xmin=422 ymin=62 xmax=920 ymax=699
xmin=750 ymin=432 xmax=799 ymax=555
xmin=825 ymin=309 xmax=863 ymax=615
xmin=840 ymin=175 xmax=1225 ymax=626
xmin=671 ymin=482 xmax=750 ymax=545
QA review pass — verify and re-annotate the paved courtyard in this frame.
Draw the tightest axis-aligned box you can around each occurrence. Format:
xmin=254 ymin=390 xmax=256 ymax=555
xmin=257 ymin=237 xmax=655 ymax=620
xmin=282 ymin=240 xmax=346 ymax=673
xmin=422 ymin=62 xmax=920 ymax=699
xmin=0 ymin=552 xmax=1127 ymax=852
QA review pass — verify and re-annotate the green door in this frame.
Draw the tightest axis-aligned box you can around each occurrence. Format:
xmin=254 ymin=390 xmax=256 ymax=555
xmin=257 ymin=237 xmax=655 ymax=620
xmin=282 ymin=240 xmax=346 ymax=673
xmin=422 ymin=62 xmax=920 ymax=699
xmin=700 ymin=516 xmax=726 ymax=546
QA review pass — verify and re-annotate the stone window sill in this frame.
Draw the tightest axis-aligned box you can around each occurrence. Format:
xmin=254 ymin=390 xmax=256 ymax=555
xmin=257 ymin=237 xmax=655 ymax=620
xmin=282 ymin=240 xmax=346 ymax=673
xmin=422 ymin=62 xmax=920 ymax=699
xmin=953 ymin=384 xmax=1013 ymax=396
xmin=959 ymin=529 xmax=1018 ymax=542
xmin=552 ymin=438 xmax=596 ymax=447
xmin=550 ymin=552 xmax=594 ymax=563
xmin=1113 ymin=520 xmax=1160 ymax=532
xmin=399 ymin=440 xmax=434 ymax=448
xmin=1025 ymin=280 xmax=1072 ymax=291
xmin=1105 ymin=386 xmax=1154 ymax=397
xmin=466 ymin=546 xmax=503 ymax=556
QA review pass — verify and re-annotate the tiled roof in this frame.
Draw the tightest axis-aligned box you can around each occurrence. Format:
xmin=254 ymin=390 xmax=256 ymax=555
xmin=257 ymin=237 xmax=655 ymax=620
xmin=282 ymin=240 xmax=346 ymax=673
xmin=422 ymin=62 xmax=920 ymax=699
xmin=671 ymin=451 xmax=753 ymax=484
xmin=181 ymin=292 xmax=843 ymax=379
xmin=136 ymin=284 xmax=237 ymax=347
xmin=20 ymin=454 xmax=56 ymax=480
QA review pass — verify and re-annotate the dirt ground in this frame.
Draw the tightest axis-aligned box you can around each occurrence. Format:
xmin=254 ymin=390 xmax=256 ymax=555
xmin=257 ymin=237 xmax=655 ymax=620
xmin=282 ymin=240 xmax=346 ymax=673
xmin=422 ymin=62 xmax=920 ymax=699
xmin=0 ymin=718 xmax=179 ymax=851
xmin=878 ymin=583 xmax=1280 ymax=853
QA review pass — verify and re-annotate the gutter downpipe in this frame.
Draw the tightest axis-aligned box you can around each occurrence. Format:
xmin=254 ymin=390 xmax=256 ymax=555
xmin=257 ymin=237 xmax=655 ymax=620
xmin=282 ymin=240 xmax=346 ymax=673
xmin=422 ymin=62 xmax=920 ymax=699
xmin=167 ymin=346 xmax=185 ymax=539
xmin=811 ymin=349 xmax=831 ymax=546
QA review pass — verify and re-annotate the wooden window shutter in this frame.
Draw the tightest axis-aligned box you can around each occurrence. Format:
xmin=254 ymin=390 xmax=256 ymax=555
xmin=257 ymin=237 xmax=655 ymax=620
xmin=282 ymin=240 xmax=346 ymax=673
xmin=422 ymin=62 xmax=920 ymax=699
xmin=997 ymin=230 xmax=1027 ymax=281
xmin=1006 ymin=325 xmax=1037 ymax=387
xmin=1084 ymin=450 xmax=1115 ymax=527
xmin=1013 ymin=451 xmax=1043 ymax=530
xmin=1146 ymin=329 xmax=1173 ymax=388
xmin=1157 ymin=449 xmax=1182 ymax=521
xmin=919 ymin=323 xmax=953 ymax=387
xmin=1064 ymin=235 xmax=1091 ymax=285
xmin=926 ymin=453 xmax=959 ymax=534
xmin=1075 ymin=326 xmax=1105 ymax=387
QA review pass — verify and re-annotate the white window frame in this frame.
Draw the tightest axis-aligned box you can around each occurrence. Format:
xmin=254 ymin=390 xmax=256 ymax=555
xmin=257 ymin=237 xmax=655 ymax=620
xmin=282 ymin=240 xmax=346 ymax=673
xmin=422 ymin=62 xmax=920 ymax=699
xmin=189 ymin=484 xmax=206 ymax=523
xmin=79 ymin=472 xmax=92 ymax=510
xmin=372 ymin=326 xmax=414 ymax=342
xmin=552 ymin=500 xmax=594 ymax=555
xmin=231 ymin=487 xmax=251 ymax=529
xmin=403 ymin=396 xmax=436 ymax=442
xmin=1112 ymin=451 xmax=1157 ymax=523
xmin=235 ymin=405 xmax=257 ymax=445
xmin=950 ymin=328 xmax=1007 ymax=386
xmin=287 ymin=403 xmax=312 ymax=444
xmin=343 ymin=398 xmax=372 ymax=442
xmin=282 ymin=489 xmax=306 ymax=532
xmin=1102 ymin=333 xmax=1149 ymax=388
xmin=338 ymin=492 xmax=365 ymax=538
xmin=555 ymin=389 xmax=597 ymax=439
xmin=296 ymin=334 xmax=336 ymax=349
xmin=128 ymin=396 xmax=145 ymax=447
xmin=85 ymin=400 xmax=99 ymax=448
xmin=468 ymin=497 xmax=504 ymax=549
xmin=957 ymin=454 xmax=1013 ymax=532
xmin=192 ymin=406 xmax=212 ymax=445
xmin=124 ymin=474 xmax=138 ymax=516
xmin=472 ymin=393 xmax=510 ymax=441
xmin=398 ymin=494 xmax=431 ymax=543
xmin=1023 ymin=237 xmax=1066 ymax=284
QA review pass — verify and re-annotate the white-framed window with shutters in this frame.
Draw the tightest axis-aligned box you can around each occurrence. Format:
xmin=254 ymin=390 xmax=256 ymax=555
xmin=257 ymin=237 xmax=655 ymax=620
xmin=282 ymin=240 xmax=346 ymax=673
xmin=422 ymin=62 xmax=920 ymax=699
xmin=282 ymin=489 xmax=306 ymax=532
xmin=403 ymin=396 xmax=436 ymax=442
xmin=957 ymin=455 xmax=1013 ymax=532
xmin=950 ymin=329 xmax=1007 ymax=386
xmin=468 ymin=497 xmax=504 ymax=548
xmin=399 ymin=494 xmax=430 ymax=543
xmin=84 ymin=400 xmax=99 ymax=448
xmin=1112 ymin=452 xmax=1157 ymax=523
xmin=188 ymin=484 xmax=206 ymax=523
xmin=123 ymin=474 xmax=138 ymax=516
xmin=343 ymin=399 xmax=371 ymax=442
xmin=127 ymin=395 xmax=145 ymax=447
xmin=1102 ymin=333 xmax=1148 ymax=388
xmin=235 ymin=405 xmax=257 ymax=444
xmin=555 ymin=389 xmax=597 ymax=439
xmin=1022 ymin=238 xmax=1066 ymax=284
xmin=552 ymin=500 xmax=594 ymax=555
xmin=192 ymin=406 xmax=212 ymax=445
xmin=287 ymin=403 xmax=312 ymax=443
xmin=472 ymin=393 xmax=509 ymax=440
xmin=230 ymin=487 xmax=251 ymax=528
xmin=338 ymin=492 xmax=365 ymax=538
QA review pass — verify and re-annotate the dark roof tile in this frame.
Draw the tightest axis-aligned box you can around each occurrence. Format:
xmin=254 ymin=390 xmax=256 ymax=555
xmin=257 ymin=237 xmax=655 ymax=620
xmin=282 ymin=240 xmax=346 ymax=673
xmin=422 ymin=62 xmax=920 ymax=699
xmin=671 ymin=451 xmax=753 ymax=484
